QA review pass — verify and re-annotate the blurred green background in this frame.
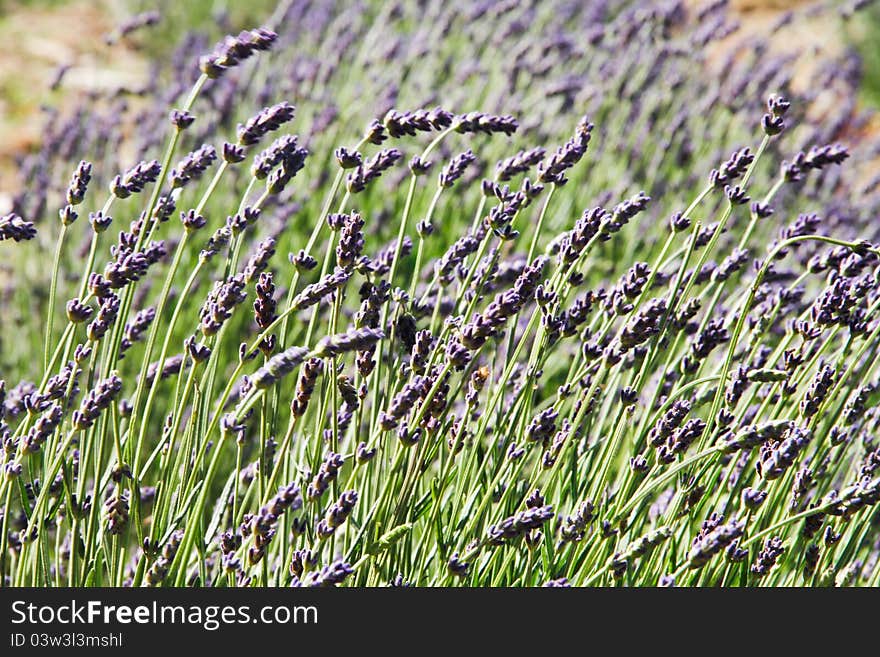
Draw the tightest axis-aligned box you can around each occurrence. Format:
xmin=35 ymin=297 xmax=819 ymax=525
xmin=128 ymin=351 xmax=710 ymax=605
xmin=1 ymin=0 xmax=879 ymax=198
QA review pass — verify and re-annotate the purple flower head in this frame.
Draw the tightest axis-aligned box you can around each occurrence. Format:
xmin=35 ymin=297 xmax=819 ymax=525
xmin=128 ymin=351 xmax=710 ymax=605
xmin=180 ymin=209 xmax=206 ymax=233
xmin=111 ymin=160 xmax=161 ymax=198
xmin=306 ymin=451 xmax=345 ymax=502
xmin=439 ymin=149 xmax=477 ymax=188
xmin=237 ymin=102 xmax=295 ymax=147
xmin=87 ymin=293 xmax=120 ymax=342
xmin=199 ymin=275 xmax=247 ymax=337
xmin=0 ymin=214 xmax=36 ymax=242
xmin=336 ymin=211 xmax=365 ymax=268
xmin=170 ymin=144 xmax=217 ymax=189
xmin=363 ymin=119 xmax=387 ymax=145
xmin=314 ymin=327 xmax=384 ymax=359
xmin=291 ymin=267 xmax=350 ymax=311
xmin=291 ymin=358 xmax=323 ymax=418
xmin=222 ymin=142 xmax=247 ymax=163
xmin=169 ymin=109 xmax=195 ymax=130
xmin=757 ymin=426 xmax=812 ymax=480
xmin=346 ymin=148 xmax=403 ymax=193
xmin=107 ymin=10 xmax=160 ymax=44
xmin=304 ymin=560 xmax=354 ymax=587
xmin=762 ymin=112 xmax=785 ymax=136
xmin=119 ymin=306 xmax=156 ymax=356
xmin=537 ymin=116 xmax=592 ymax=185
xmin=252 ymin=134 xmax=299 ymax=179
xmin=251 ymin=346 xmax=310 ymax=389
xmin=486 ymin=505 xmax=554 ymax=545
xmin=751 ymin=537 xmax=785 ymax=576
xmin=379 ymin=376 xmax=427 ymax=431
xmin=243 ymin=237 xmax=276 ymax=284
xmin=65 ymin=298 xmax=94 ymax=324
xmin=709 ymin=147 xmax=754 ymax=189
xmin=409 ymin=155 xmax=433 ymax=176
xmin=725 ymin=184 xmax=750 ymax=205
xmin=66 ymin=160 xmax=92 ymax=206
xmin=803 ymin=143 xmax=849 ymax=170
xmin=184 ymin=336 xmax=211 ymax=363
xmin=72 ymin=373 xmax=123 ymax=431
xmin=88 ymin=211 xmax=112 ymax=233
xmin=335 ymin=146 xmax=362 ymax=169
xmin=688 ymin=514 xmax=744 ymax=569
xmin=526 ymin=407 xmax=558 ymax=445
xmin=317 ymin=490 xmax=358 ymax=538
xmin=289 ymin=249 xmax=317 ymax=272
xmin=459 ymin=257 xmax=546 ymax=349
xmin=199 ymin=27 xmax=277 ymax=78
xmin=496 ymin=147 xmax=546 ymax=182
xmin=383 ymin=107 xmax=453 ymax=138
xmin=453 ymin=111 xmax=518 ymax=136
xmin=59 ymin=205 xmax=78 ymax=226
xmin=22 ymin=404 xmax=63 ymax=454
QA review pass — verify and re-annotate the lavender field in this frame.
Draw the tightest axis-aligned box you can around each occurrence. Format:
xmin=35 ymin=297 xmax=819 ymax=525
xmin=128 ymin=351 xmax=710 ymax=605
xmin=1 ymin=0 xmax=880 ymax=587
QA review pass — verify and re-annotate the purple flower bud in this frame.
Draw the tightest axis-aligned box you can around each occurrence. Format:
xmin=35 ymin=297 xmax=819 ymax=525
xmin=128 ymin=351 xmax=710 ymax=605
xmin=199 ymin=27 xmax=277 ymax=79
xmin=72 ymin=373 xmax=123 ymax=431
xmin=291 ymin=267 xmax=350 ymax=311
xmin=336 ymin=211 xmax=365 ymax=268
xmin=335 ymin=147 xmax=362 ymax=169
xmin=237 ymin=102 xmax=296 ymax=146
xmin=199 ymin=275 xmax=247 ymax=337
xmin=537 ymin=116 xmax=592 ymax=185
xmin=346 ymin=148 xmax=403 ymax=193
xmin=66 ymin=160 xmax=92 ymax=206
xmin=314 ymin=327 xmax=384 ymax=359
xmin=111 ymin=160 xmax=161 ymax=198
xmin=453 ymin=111 xmax=518 ymax=136
xmin=222 ymin=142 xmax=247 ymax=163
xmin=486 ymin=505 xmax=554 ymax=545
xmin=59 ymin=205 xmax=77 ymax=226
xmin=439 ymin=149 xmax=477 ymax=188
xmin=409 ymin=155 xmax=433 ymax=176
xmin=252 ymin=134 xmax=299 ymax=179
xmin=306 ymin=452 xmax=345 ymax=502
xmin=751 ymin=537 xmax=785 ymax=576
xmin=88 ymin=211 xmax=112 ymax=233
xmin=180 ymin=209 xmax=206 ymax=232
xmin=688 ymin=514 xmax=744 ymax=569
xmin=496 ymin=147 xmax=546 ymax=182
xmin=65 ymin=298 xmax=93 ymax=324
xmin=289 ymin=249 xmax=317 ymax=272
xmin=383 ymin=107 xmax=453 ymax=138
xmin=169 ymin=109 xmax=195 ymax=129
xmin=0 ymin=214 xmax=36 ymax=242
xmin=170 ymin=144 xmax=217 ymax=188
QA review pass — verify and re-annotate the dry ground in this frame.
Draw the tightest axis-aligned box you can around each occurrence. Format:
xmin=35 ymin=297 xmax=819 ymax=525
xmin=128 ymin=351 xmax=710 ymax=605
xmin=0 ymin=1 xmax=150 ymax=205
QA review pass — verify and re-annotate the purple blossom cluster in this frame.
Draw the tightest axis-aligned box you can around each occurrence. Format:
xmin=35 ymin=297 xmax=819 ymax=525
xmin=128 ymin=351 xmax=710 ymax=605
xmin=2 ymin=0 xmax=880 ymax=590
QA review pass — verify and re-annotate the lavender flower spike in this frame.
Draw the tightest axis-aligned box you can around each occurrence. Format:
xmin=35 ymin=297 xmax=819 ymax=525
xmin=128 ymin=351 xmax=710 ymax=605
xmin=170 ymin=144 xmax=217 ymax=189
xmin=0 ymin=214 xmax=36 ymax=242
xmin=313 ymin=328 xmax=385 ymax=358
xmin=66 ymin=160 xmax=92 ymax=206
xmin=72 ymin=373 xmax=123 ymax=431
xmin=199 ymin=27 xmax=277 ymax=79
xmin=251 ymin=346 xmax=311 ymax=389
xmin=111 ymin=160 xmax=161 ymax=198
xmin=237 ymin=102 xmax=296 ymax=146
xmin=439 ymin=150 xmax=477 ymax=188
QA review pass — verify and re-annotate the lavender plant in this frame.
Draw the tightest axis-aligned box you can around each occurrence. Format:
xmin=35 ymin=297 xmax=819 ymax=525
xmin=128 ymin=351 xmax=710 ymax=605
xmin=2 ymin=0 xmax=880 ymax=587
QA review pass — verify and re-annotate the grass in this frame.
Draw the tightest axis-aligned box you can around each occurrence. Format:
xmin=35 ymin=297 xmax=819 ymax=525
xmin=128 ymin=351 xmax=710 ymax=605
xmin=847 ymin=5 xmax=880 ymax=108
